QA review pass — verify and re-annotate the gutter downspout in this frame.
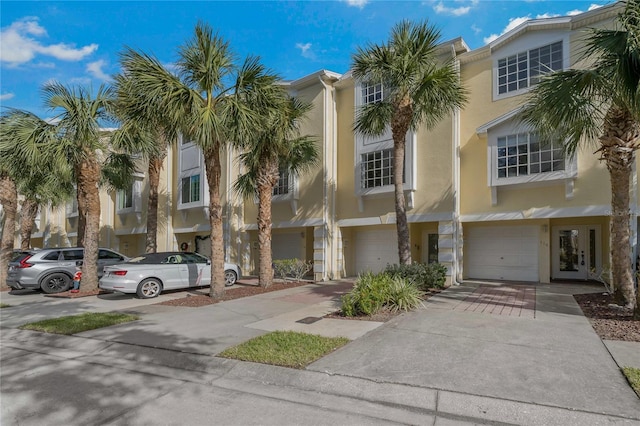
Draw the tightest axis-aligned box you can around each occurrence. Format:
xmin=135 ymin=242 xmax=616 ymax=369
xmin=319 ymin=75 xmax=330 ymax=281
xmin=451 ymin=44 xmax=462 ymax=286
xmin=166 ymin=144 xmax=173 ymax=251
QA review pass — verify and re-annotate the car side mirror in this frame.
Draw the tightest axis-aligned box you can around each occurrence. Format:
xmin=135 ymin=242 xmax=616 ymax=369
xmin=207 ymin=259 xmax=211 ymax=265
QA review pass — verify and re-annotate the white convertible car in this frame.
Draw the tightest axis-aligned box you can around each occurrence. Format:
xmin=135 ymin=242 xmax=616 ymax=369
xmin=99 ymin=251 xmax=241 ymax=298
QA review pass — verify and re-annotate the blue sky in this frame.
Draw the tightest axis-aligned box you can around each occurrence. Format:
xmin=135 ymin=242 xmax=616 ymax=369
xmin=1 ymin=0 xmax=612 ymax=118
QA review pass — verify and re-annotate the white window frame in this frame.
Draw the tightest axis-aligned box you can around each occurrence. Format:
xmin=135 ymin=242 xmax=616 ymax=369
xmin=493 ymin=33 xmax=569 ymax=101
xmin=486 ymin=123 xmax=576 ymax=189
xmin=496 ymin=132 xmax=566 ymax=181
xmin=116 ymin=173 xmax=144 ymax=214
xmin=180 ymin=173 xmax=202 ymax=205
xmin=177 ymin=135 xmax=205 ymax=210
xmin=354 ymin=80 xmax=415 ymax=198
xmin=272 ymin=168 xmax=291 ymax=197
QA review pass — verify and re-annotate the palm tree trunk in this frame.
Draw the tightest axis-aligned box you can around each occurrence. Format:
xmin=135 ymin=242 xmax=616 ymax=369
xmin=392 ymin=102 xmax=412 ymax=265
xmin=600 ymin=106 xmax=638 ymax=314
xmin=204 ymin=145 xmax=225 ymax=299
xmin=145 ymin=152 xmax=166 ymax=253
xmin=77 ymin=157 xmax=102 ymax=291
xmin=0 ymin=174 xmax=17 ymax=290
xmin=19 ymin=198 xmax=39 ymax=250
xmin=256 ymin=161 xmax=278 ymax=288
xmin=75 ymin=163 xmax=87 ymax=247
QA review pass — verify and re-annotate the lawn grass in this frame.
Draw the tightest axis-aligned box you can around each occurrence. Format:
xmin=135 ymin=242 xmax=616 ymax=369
xmin=218 ymin=330 xmax=349 ymax=369
xmin=20 ymin=312 xmax=139 ymax=335
xmin=0 ymin=303 xmax=11 ymax=308
xmin=622 ymin=367 xmax=640 ymax=397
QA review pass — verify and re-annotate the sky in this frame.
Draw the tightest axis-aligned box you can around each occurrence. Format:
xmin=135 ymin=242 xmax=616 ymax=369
xmin=1 ymin=0 xmax=613 ymax=119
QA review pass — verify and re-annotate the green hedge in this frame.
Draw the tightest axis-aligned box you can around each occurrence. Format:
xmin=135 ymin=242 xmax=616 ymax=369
xmin=383 ymin=262 xmax=447 ymax=290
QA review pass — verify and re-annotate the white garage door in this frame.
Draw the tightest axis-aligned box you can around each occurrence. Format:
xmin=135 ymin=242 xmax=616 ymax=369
xmin=465 ymin=226 xmax=539 ymax=282
xmin=354 ymin=229 xmax=399 ymax=274
xmin=272 ymin=232 xmax=304 ymax=260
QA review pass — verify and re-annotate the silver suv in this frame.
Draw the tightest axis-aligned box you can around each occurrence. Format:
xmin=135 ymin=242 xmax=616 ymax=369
xmin=7 ymin=248 xmax=129 ymax=294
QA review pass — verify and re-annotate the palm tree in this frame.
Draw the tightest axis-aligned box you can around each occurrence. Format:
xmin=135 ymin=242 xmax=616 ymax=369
xmin=17 ymin=174 xmax=74 ymax=251
xmin=0 ymin=171 xmax=17 ymax=290
xmin=40 ymin=82 xmax=116 ymax=290
xmin=111 ymin=73 xmax=179 ymax=253
xmin=119 ymin=22 xmax=282 ymax=298
xmin=352 ymin=20 xmax=468 ymax=265
xmin=519 ymin=0 xmax=640 ymax=316
xmin=235 ymin=94 xmax=319 ymax=287
xmin=0 ymin=109 xmax=62 ymax=288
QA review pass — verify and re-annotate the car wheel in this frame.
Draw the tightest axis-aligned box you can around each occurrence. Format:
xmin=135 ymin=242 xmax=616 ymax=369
xmin=136 ymin=278 xmax=163 ymax=299
xmin=224 ymin=270 xmax=238 ymax=287
xmin=40 ymin=273 xmax=72 ymax=294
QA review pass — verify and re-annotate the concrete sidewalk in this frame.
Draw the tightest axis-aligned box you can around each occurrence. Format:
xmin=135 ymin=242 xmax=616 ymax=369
xmin=2 ymin=280 xmax=639 ymax=425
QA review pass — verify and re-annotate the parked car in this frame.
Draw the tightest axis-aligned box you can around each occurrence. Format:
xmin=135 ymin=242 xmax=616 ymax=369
xmin=7 ymin=248 xmax=129 ymax=294
xmin=99 ymin=251 xmax=241 ymax=298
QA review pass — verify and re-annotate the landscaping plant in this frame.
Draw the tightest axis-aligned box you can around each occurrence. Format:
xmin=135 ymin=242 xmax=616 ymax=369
xmin=341 ymin=271 xmax=424 ymax=316
xmin=384 ymin=262 xmax=447 ymax=290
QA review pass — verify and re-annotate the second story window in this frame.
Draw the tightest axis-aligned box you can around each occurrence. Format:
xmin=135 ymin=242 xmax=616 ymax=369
xmin=361 ymin=149 xmax=398 ymax=189
xmin=362 ymin=81 xmax=383 ymax=105
xmin=116 ymin=187 xmax=133 ymax=211
xmin=497 ymin=132 xmax=565 ymax=179
xmin=273 ymin=169 xmax=290 ymax=196
xmin=181 ymin=174 xmax=201 ymax=204
xmin=497 ymin=41 xmax=562 ymax=95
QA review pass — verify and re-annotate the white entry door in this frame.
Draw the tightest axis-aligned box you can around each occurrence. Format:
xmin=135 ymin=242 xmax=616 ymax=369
xmin=552 ymin=225 xmax=601 ymax=280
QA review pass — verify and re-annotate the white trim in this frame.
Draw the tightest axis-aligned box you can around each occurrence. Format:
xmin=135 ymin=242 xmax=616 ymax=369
xmin=409 ymin=212 xmax=455 ymax=223
xmin=461 ymin=204 xmax=611 ymax=222
xmin=173 ymin=224 xmax=212 ymax=234
xmin=476 ymin=108 xmax=523 ymax=135
xmin=115 ymin=226 xmax=147 ymax=236
xmin=243 ymin=218 xmax=324 ymax=231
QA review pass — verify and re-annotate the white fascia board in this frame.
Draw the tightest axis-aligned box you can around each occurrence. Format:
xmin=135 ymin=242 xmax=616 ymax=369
xmin=460 ymin=204 xmax=611 ymax=222
xmin=476 ymin=107 xmax=523 ymax=135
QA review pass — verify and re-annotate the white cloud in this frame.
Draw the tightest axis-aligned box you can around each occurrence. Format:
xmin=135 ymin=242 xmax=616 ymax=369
xmin=343 ymin=0 xmax=368 ymax=8
xmin=87 ymin=59 xmax=111 ymax=81
xmin=471 ymin=24 xmax=482 ymax=35
xmin=433 ymin=0 xmax=478 ymax=16
xmin=0 ymin=93 xmax=15 ymax=101
xmin=0 ymin=17 xmax=98 ymax=66
xmin=296 ymin=42 xmax=316 ymax=60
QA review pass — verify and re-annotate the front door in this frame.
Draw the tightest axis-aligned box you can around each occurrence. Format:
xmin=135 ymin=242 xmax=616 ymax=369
xmin=552 ymin=225 xmax=601 ymax=280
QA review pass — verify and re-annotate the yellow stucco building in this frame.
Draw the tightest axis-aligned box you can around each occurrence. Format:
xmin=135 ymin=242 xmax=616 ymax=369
xmin=12 ymin=3 xmax=631 ymax=285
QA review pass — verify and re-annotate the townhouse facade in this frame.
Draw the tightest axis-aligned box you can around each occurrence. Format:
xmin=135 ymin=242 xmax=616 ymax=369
xmin=9 ymin=3 xmax=633 ymax=285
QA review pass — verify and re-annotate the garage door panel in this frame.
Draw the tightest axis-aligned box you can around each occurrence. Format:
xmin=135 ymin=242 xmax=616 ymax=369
xmin=355 ymin=229 xmax=398 ymax=274
xmin=272 ymin=233 xmax=304 ymax=260
xmin=466 ymin=226 xmax=539 ymax=282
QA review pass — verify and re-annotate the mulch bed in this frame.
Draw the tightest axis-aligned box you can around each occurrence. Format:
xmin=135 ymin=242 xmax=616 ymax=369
xmin=574 ymin=292 xmax=640 ymax=342
xmin=156 ymin=280 xmax=311 ymax=307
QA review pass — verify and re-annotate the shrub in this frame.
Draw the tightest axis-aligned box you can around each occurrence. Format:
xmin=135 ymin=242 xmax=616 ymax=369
xmin=384 ymin=262 xmax=448 ymax=290
xmin=341 ymin=272 xmax=424 ymax=316
xmin=273 ymin=258 xmax=313 ymax=281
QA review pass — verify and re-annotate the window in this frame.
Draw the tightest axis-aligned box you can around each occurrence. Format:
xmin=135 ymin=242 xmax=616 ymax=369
xmin=43 ymin=251 xmax=61 ymax=261
xmin=99 ymin=249 xmax=124 ymax=261
xmin=61 ymin=249 xmax=83 ymax=261
xmin=427 ymin=234 xmax=439 ymax=264
xmin=361 ymin=149 xmax=404 ymax=189
xmin=497 ymin=41 xmax=562 ymax=95
xmin=116 ymin=187 xmax=133 ymax=211
xmin=361 ymin=149 xmax=393 ymax=188
xmin=497 ymin=133 xmax=564 ymax=179
xmin=362 ymin=82 xmax=383 ymax=105
xmin=181 ymin=174 xmax=200 ymax=204
xmin=273 ymin=169 xmax=290 ymax=196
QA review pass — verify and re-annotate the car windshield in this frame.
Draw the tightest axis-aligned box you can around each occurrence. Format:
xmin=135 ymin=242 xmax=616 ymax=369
xmin=126 ymin=253 xmax=205 ymax=264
